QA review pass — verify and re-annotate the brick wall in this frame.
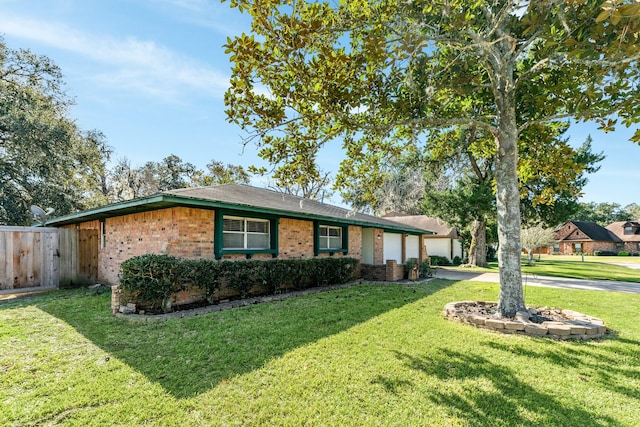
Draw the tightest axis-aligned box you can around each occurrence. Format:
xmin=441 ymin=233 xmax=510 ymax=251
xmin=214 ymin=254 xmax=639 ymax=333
xmin=79 ymin=208 xmax=371 ymax=285
xmin=86 ymin=207 xmax=214 ymax=285
xmin=360 ymin=264 xmax=386 ymax=281
xmin=279 ymin=218 xmax=314 ymax=258
xmin=373 ymin=228 xmax=384 ymax=264
xmin=385 ymin=260 xmax=404 ymax=281
xmin=556 ymin=240 xmax=617 ymax=255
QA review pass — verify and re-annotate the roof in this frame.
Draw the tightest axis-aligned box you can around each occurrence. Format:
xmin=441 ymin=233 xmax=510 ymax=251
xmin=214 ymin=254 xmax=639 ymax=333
xmin=46 ymin=184 xmax=432 ymax=235
xmin=562 ymin=221 xmax=622 ymax=242
xmin=606 ymin=221 xmax=640 ymax=242
xmin=382 ymin=214 xmax=457 ymax=238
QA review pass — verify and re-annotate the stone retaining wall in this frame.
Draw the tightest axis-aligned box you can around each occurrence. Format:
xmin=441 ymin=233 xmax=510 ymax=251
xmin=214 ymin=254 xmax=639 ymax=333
xmin=444 ymin=301 xmax=609 ymax=340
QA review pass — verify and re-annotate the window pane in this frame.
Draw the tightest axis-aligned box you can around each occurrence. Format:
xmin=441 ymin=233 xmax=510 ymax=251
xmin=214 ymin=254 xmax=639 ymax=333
xmin=247 ymin=220 xmax=268 ymax=233
xmin=319 ymin=236 xmax=328 ymax=249
xmin=320 ymin=227 xmax=328 ymax=237
xmin=224 ymin=218 xmax=244 ymax=232
xmin=223 ymin=232 xmax=244 ymax=249
xmin=328 ymin=227 xmax=341 ymax=237
xmin=328 ymin=236 xmax=342 ymax=249
xmin=247 ymin=233 xmax=270 ymax=249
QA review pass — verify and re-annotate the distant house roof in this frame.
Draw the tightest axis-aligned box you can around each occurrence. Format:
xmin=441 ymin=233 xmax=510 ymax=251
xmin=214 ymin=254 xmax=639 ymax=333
xmin=606 ymin=221 xmax=640 ymax=242
xmin=557 ymin=221 xmax=622 ymax=243
xmin=382 ymin=213 xmax=456 ymax=238
xmin=47 ymin=184 xmax=431 ymax=234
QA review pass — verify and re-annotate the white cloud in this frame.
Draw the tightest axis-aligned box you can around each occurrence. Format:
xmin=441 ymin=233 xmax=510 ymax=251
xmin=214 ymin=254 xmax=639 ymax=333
xmin=0 ymin=15 xmax=230 ymax=101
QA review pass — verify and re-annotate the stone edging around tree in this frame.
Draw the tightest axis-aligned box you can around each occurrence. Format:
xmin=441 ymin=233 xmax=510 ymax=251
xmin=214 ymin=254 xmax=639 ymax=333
xmin=444 ymin=301 xmax=610 ymax=340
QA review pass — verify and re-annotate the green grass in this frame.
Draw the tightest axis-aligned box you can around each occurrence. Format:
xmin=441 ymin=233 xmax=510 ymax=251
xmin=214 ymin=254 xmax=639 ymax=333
xmin=449 ymin=256 xmax=640 ymax=282
xmin=1 ymin=282 xmax=640 ymax=426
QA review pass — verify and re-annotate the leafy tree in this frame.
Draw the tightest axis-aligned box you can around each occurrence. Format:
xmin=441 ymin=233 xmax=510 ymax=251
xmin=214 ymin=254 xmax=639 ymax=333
xmin=107 ymin=155 xmax=251 ymax=202
xmin=520 ymin=225 xmax=556 ymax=266
xmin=224 ymin=1 xmax=639 ymax=317
xmin=0 ymin=38 xmax=111 ymax=225
xmin=574 ymin=201 xmax=633 ymax=225
xmin=193 ymin=160 xmax=250 ymax=187
xmin=269 ymin=168 xmax=333 ymax=200
xmin=625 ymin=203 xmax=640 ymax=221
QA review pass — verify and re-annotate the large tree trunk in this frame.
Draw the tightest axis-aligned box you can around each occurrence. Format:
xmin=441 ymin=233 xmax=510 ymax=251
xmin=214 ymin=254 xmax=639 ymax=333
xmin=468 ymin=220 xmax=488 ymax=267
xmin=493 ymin=60 xmax=525 ymax=318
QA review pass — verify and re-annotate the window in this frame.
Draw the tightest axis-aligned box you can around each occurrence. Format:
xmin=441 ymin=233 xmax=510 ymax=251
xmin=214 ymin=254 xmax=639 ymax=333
xmin=319 ymin=225 xmax=343 ymax=250
xmin=223 ymin=216 xmax=270 ymax=249
xmin=553 ymin=243 xmax=559 ymax=253
xmin=314 ymin=222 xmax=348 ymax=255
xmin=624 ymin=226 xmax=633 ymax=235
xmin=573 ymin=243 xmax=582 ymax=253
xmin=616 ymin=243 xmax=623 ymax=250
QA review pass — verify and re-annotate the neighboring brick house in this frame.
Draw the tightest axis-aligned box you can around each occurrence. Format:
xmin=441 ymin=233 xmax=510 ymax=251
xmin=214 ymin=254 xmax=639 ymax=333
xmin=383 ymin=213 xmax=463 ymax=262
xmin=47 ymin=184 xmax=433 ymax=285
xmin=550 ymin=220 xmax=622 ymax=254
xmin=606 ymin=221 xmax=640 ymax=254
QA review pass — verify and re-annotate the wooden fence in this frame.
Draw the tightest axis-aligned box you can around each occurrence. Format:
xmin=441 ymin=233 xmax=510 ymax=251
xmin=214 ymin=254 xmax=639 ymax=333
xmin=0 ymin=226 xmax=98 ymax=290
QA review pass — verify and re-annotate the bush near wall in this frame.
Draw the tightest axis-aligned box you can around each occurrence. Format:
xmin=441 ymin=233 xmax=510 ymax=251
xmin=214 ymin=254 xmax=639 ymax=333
xmin=119 ymin=255 xmax=359 ymax=311
xmin=594 ymin=250 xmax=618 ymax=256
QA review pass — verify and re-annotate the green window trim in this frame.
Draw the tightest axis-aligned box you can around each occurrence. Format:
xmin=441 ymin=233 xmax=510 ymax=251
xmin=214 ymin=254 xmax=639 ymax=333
xmin=214 ymin=209 xmax=279 ymax=260
xmin=314 ymin=221 xmax=349 ymax=256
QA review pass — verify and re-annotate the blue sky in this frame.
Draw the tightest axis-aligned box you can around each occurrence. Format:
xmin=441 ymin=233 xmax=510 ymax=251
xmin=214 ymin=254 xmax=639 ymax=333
xmin=1 ymin=0 xmax=638 ymax=208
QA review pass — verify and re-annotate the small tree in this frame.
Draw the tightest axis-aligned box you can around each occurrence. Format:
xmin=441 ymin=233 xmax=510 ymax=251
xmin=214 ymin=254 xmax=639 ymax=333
xmin=521 ymin=226 xmax=556 ymax=266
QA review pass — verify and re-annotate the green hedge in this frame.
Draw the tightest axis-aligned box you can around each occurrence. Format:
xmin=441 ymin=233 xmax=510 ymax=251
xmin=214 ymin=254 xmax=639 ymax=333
xmin=119 ymin=255 xmax=360 ymax=307
xmin=119 ymin=254 xmax=188 ymax=312
xmin=594 ymin=250 xmax=618 ymax=256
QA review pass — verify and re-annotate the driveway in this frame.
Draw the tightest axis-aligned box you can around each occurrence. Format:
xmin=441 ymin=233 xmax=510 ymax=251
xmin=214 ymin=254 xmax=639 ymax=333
xmin=435 ymin=267 xmax=640 ymax=294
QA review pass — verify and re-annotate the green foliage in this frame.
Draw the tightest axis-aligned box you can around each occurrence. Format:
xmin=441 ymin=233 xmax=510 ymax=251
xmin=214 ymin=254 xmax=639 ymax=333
xmin=574 ymin=201 xmax=634 ymax=226
xmin=223 ymin=0 xmax=639 ymax=317
xmin=119 ymin=255 xmax=359 ymax=306
xmin=452 ymin=256 xmax=462 ymax=266
xmin=429 ymin=255 xmax=451 ymax=267
xmin=594 ymin=250 xmax=618 ymax=256
xmin=119 ymin=254 xmax=187 ymax=312
xmin=405 ymin=257 xmax=434 ymax=279
xmin=618 ymin=251 xmax=630 ymax=256
xmin=182 ymin=258 xmax=223 ymax=302
xmin=0 ymin=38 xmax=112 ymax=225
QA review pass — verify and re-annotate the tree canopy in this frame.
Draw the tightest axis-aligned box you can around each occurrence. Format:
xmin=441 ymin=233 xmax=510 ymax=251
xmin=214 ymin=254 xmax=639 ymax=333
xmin=225 ymin=0 xmax=639 ymax=317
xmin=0 ymin=38 xmax=112 ymax=226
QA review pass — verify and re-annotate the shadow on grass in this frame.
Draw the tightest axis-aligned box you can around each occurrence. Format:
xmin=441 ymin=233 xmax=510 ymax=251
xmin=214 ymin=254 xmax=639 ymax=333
xmin=485 ymin=338 xmax=640 ymax=402
xmin=395 ymin=348 xmax=622 ymax=426
xmin=28 ymin=280 xmax=453 ymax=399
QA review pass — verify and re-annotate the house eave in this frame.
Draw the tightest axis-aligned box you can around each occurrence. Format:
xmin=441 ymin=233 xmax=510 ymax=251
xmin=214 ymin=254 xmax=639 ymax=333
xmin=46 ymin=194 xmax=432 ymax=235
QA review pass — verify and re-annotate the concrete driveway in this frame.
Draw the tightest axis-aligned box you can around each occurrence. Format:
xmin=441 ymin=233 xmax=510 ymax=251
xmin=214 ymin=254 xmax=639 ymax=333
xmin=435 ymin=267 xmax=640 ymax=294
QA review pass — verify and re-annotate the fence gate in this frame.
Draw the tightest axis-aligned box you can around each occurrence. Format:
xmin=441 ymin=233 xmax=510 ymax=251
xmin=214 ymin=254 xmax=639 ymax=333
xmin=0 ymin=226 xmax=59 ymax=290
xmin=0 ymin=226 xmax=98 ymax=290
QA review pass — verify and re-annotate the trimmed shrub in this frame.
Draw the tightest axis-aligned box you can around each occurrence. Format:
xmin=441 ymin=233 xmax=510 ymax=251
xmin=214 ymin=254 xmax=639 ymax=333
xmin=452 ymin=256 xmax=462 ymax=266
xmin=429 ymin=255 xmax=451 ymax=266
xmin=119 ymin=255 xmax=360 ymax=310
xmin=618 ymin=251 xmax=630 ymax=256
xmin=594 ymin=250 xmax=618 ymax=256
xmin=183 ymin=258 xmax=223 ymax=303
xmin=119 ymin=254 xmax=187 ymax=312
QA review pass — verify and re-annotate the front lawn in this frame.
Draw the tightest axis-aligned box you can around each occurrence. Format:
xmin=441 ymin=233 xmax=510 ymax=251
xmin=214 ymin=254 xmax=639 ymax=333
xmin=1 ymin=281 xmax=639 ymax=426
xmin=454 ymin=257 xmax=640 ymax=282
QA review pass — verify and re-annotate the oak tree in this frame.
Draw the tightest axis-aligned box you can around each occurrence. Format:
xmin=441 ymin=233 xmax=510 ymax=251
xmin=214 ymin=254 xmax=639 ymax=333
xmin=224 ymin=1 xmax=639 ymax=317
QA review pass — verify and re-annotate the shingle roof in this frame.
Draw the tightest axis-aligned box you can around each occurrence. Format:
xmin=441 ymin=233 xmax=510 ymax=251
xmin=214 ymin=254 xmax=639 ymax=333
xmin=382 ymin=214 xmax=455 ymax=237
xmin=570 ymin=221 xmax=622 ymax=242
xmin=47 ymin=184 xmax=430 ymax=234
xmin=606 ymin=221 xmax=640 ymax=242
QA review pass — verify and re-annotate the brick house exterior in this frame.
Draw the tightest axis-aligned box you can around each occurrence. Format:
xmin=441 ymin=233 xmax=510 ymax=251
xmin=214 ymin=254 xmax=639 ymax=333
xmin=606 ymin=221 xmax=640 ymax=254
xmin=49 ymin=184 xmax=434 ymax=286
xmin=550 ymin=220 xmax=622 ymax=255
